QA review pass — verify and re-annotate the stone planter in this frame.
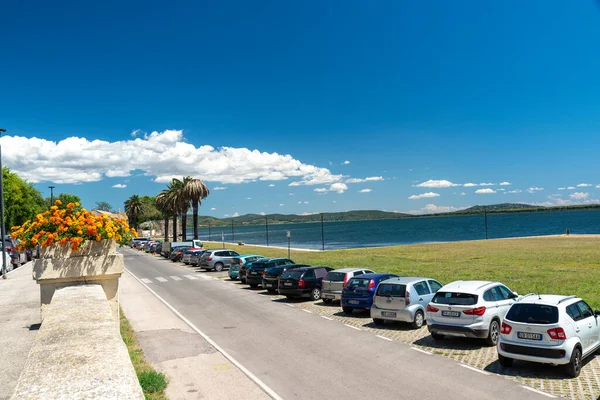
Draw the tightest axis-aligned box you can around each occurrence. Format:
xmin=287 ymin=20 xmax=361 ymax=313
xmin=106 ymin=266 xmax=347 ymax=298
xmin=33 ymin=240 xmax=124 ymax=322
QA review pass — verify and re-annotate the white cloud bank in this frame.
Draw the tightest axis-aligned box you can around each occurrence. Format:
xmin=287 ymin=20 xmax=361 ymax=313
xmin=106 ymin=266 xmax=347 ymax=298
xmin=0 ymin=130 xmax=343 ymax=185
xmin=408 ymin=192 xmax=440 ymax=199
xmin=527 ymin=187 xmax=544 ymax=193
xmin=112 ymin=184 xmax=126 ymax=188
xmin=570 ymin=192 xmax=589 ymax=200
xmin=346 ymin=176 xmax=383 ymax=184
xmin=359 ymin=189 xmax=372 ymax=193
xmin=475 ymin=188 xmax=496 ymax=194
xmin=415 ymin=180 xmax=459 ymax=188
xmin=330 ymin=183 xmax=348 ymax=194
xmin=577 ymin=183 xmax=592 ymax=187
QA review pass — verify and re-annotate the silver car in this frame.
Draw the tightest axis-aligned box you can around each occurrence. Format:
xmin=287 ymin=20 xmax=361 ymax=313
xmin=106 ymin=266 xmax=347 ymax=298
xmin=371 ymin=277 xmax=443 ymax=329
xmin=321 ymin=268 xmax=374 ymax=303
xmin=198 ymin=249 xmax=240 ymax=272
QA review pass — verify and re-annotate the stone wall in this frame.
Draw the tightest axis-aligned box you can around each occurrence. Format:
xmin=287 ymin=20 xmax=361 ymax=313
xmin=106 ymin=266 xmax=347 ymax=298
xmin=11 ymin=285 xmax=144 ymax=399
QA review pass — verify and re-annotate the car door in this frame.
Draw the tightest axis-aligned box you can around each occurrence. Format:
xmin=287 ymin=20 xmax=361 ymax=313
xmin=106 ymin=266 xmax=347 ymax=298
xmin=314 ymin=268 xmax=328 ymax=287
xmin=496 ymin=285 xmax=518 ymax=319
xmin=428 ymin=280 xmax=443 ymax=294
xmin=302 ymin=269 xmax=316 ymax=289
xmin=413 ymin=280 xmax=433 ymax=308
xmin=576 ymin=301 xmax=596 ymax=352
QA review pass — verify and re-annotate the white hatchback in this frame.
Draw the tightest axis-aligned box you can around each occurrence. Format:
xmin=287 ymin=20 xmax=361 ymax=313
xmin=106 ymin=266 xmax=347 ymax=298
xmin=426 ymin=280 xmax=519 ymax=346
xmin=497 ymin=294 xmax=600 ymax=378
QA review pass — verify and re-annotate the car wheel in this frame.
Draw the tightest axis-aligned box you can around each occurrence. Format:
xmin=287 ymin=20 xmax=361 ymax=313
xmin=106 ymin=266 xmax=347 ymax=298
xmin=373 ymin=318 xmax=385 ymax=326
xmin=431 ymin=332 xmax=445 ymax=341
xmin=286 ymin=296 xmax=295 ymax=300
xmin=310 ymin=287 xmax=321 ymax=301
xmin=230 ymin=277 xmax=237 ymax=281
xmin=214 ymin=262 xmax=224 ymax=272
xmin=267 ymin=288 xmax=276 ymax=293
xmin=498 ymin=354 xmax=513 ymax=368
xmin=566 ymin=347 xmax=582 ymax=378
xmin=485 ymin=320 xmax=500 ymax=346
xmin=322 ymin=298 xmax=333 ymax=304
xmin=411 ymin=310 xmax=425 ymax=329
xmin=250 ymin=284 xmax=258 ymax=289
xmin=342 ymin=307 xmax=353 ymax=315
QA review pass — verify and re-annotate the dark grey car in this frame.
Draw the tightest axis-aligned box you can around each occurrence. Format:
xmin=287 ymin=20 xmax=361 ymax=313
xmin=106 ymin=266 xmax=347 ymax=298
xmin=198 ymin=249 xmax=240 ymax=271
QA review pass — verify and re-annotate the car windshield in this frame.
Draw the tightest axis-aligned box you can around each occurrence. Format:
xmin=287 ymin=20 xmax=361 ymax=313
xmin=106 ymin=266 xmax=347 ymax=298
xmin=377 ymin=284 xmax=406 ymax=297
xmin=281 ymin=270 xmax=304 ymax=279
xmin=432 ymin=292 xmax=478 ymax=306
xmin=346 ymin=278 xmax=369 ymax=289
xmin=324 ymin=272 xmax=346 ymax=282
xmin=505 ymin=304 xmax=559 ymax=324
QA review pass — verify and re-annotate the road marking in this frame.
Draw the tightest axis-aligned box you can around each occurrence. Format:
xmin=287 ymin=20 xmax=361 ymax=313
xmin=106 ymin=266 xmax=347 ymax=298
xmin=124 ymin=268 xmax=283 ymax=400
xmin=285 ymin=303 xmax=295 ymax=308
xmin=155 ymin=277 xmax=168 ymax=282
xmin=376 ymin=335 xmax=393 ymax=342
xmin=199 ymin=275 xmax=213 ymax=280
xmin=344 ymin=324 xmax=362 ymax=331
xmin=170 ymin=276 xmax=183 ymax=281
xmin=321 ymin=316 xmax=333 ymax=321
xmin=302 ymin=309 xmax=312 ymax=314
xmin=459 ymin=364 xmax=490 ymax=376
xmin=411 ymin=347 xmax=432 ymax=355
xmin=140 ymin=278 xmax=153 ymax=284
xmin=521 ymin=386 xmax=556 ymax=398
xmin=183 ymin=275 xmax=198 ymax=280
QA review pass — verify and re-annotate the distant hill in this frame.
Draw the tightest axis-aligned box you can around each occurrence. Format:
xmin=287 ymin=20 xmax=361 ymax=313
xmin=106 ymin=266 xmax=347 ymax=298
xmin=454 ymin=203 xmax=540 ymax=214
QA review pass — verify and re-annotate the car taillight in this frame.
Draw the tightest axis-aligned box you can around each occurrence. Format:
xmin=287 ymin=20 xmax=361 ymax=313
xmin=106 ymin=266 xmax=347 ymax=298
xmin=261 ymin=270 xmax=265 ymax=276
xmin=239 ymin=259 xmax=243 ymax=265
xmin=343 ymin=274 xmax=350 ymax=287
xmin=298 ymin=279 xmax=305 ymax=288
xmin=368 ymin=279 xmax=375 ymax=290
xmin=5 ymin=247 xmax=14 ymax=254
xmin=405 ymin=291 xmax=411 ymax=306
xmin=463 ymin=306 xmax=486 ymax=316
xmin=426 ymin=304 xmax=439 ymax=312
xmin=501 ymin=322 xmax=512 ymax=335
xmin=547 ymin=327 xmax=566 ymax=340
xmin=207 ymin=257 xmax=213 ymax=261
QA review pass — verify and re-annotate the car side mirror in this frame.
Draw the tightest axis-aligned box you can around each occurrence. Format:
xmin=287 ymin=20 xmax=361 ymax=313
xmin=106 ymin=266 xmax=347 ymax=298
xmin=595 ymin=310 xmax=600 ymax=318
xmin=511 ymin=292 xmax=519 ymax=299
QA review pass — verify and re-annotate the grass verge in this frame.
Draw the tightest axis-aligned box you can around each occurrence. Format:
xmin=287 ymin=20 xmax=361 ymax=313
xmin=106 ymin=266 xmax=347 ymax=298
xmin=204 ymin=236 xmax=600 ymax=308
xmin=120 ymin=308 xmax=168 ymax=400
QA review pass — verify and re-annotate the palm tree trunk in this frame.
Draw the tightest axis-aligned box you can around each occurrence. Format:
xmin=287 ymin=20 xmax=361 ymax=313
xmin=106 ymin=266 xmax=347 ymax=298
xmin=163 ymin=215 xmax=169 ymax=242
xmin=192 ymin=202 xmax=199 ymax=240
xmin=172 ymin=214 xmax=177 ymax=242
xmin=181 ymin=212 xmax=187 ymax=241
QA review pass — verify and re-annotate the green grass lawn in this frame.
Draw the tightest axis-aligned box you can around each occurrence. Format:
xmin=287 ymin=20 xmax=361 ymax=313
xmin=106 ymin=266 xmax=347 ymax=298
xmin=204 ymin=236 xmax=600 ymax=309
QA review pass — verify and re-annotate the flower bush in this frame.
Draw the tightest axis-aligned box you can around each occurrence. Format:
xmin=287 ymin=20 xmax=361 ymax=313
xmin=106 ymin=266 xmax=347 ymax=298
xmin=10 ymin=200 xmax=137 ymax=252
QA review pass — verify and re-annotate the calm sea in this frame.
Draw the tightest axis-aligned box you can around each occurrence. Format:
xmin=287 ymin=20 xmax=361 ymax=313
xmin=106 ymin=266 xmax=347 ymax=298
xmin=187 ymin=209 xmax=600 ymax=250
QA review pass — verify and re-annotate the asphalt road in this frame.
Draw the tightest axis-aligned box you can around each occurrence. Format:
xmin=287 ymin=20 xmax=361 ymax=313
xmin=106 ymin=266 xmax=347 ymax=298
xmin=121 ymin=247 xmax=551 ymax=400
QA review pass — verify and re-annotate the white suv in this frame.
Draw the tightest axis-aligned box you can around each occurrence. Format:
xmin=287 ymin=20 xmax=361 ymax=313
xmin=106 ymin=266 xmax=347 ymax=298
xmin=497 ymin=294 xmax=600 ymax=378
xmin=426 ymin=281 xmax=519 ymax=346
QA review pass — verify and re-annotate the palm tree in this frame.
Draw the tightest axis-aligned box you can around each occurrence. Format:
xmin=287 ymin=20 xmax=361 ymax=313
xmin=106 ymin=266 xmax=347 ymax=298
xmin=155 ymin=191 xmax=171 ymax=242
xmin=182 ymin=177 xmax=210 ymax=240
xmin=124 ymin=195 xmax=144 ymax=230
xmin=164 ymin=179 xmax=184 ymax=242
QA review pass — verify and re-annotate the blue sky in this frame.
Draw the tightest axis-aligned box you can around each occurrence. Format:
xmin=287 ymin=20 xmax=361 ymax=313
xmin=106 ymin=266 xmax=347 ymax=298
xmin=2 ymin=1 xmax=600 ymax=216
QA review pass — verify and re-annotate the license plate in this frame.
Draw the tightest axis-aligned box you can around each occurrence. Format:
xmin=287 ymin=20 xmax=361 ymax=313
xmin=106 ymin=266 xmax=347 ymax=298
xmin=324 ymin=295 xmax=334 ymax=299
xmin=442 ymin=311 xmax=461 ymax=318
xmin=250 ymin=272 xmax=257 ymax=275
xmin=284 ymin=282 xmax=292 ymax=286
xmin=349 ymin=300 xmax=359 ymax=305
xmin=517 ymin=332 xmax=543 ymax=341
xmin=265 ymin=283 xmax=273 ymax=287
xmin=382 ymin=311 xmax=396 ymax=318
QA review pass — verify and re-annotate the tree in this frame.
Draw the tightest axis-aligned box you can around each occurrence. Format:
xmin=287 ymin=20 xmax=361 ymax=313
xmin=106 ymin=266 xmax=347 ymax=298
xmin=94 ymin=201 xmax=114 ymax=212
xmin=155 ymin=191 xmax=171 ymax=242
xmin=182 ymin=177 xmax=210 ymax=240
xmin=124 ymin=194 xmax=145 ymax=230
xmin=3 ymin=167 xmax=46 ymax=229
xmin=44 ymin=193 xmax=81 ymax=209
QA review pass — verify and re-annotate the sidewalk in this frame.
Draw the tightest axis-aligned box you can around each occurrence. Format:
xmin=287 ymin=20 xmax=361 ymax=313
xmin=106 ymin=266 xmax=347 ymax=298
xmin=0 ymin=263 xmax=40 ymax=400
xmin=120 ymin=270 xmax=270 ymax=400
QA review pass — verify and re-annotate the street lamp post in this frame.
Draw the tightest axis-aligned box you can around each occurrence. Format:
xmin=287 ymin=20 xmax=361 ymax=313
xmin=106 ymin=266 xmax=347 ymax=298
xmin=0 ymin=128 xmax=7 ymax=279
xmin=484 ymin=207 xmax=489 ymax=240
xmin=265 ymin=217 xmax=269 ymax=247
xmin=48 ymin=186 xmax=56 ymax=206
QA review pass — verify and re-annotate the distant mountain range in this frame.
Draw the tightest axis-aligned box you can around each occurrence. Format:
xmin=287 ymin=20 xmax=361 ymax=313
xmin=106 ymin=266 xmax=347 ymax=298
xmin=189 ymin=203 xmax=600 ymax=227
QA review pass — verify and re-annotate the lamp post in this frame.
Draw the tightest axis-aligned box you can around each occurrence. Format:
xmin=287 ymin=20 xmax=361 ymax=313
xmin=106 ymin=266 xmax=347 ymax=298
xmin=0 ymin=128 xmax=7 ymax=279
xmin=265 ymin=217 xmax=269 ymax=247
xmin=321 ymin=213 xmax=325 ymax=251
xmin=484 ymin=206 xmax=489 ymax=240
xmin=48 ymin=186 xmax=56 ymax=206
xmin=287 ymin=231 xmax=291 ymax=259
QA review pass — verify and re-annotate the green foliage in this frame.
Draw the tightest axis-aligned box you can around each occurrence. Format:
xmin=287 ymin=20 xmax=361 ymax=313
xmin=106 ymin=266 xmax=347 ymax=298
xmin=95 ymin=201 xmax=114 ymax=212
xmin=45 ymin=193 xmax=82 ymax=209
xmin=138 ymin=371 xmax=168 ymax=393
xmin=3 ymin=167 xmax=46 ymax=228
xmin=139 ymin=196 xmax=162 ymax=221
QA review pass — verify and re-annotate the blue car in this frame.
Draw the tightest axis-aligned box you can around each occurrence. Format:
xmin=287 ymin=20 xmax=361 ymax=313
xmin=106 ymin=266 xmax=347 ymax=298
xmin=341 ymin=273 xmax=398 ymax=315
xmin=229 ymin=254 xmax=265 ymax=281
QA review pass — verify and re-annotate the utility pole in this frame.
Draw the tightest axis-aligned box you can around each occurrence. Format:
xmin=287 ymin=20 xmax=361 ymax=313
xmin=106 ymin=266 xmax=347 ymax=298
xmin=321 ymin=213 xmax=325 ymax=251
xmin=287 ymin=231 xmax=291 ymax=259
xmin=0 ymin=128 xmax=6 ymax=279
xmin=48 ymin=186 xmax=56 ymax=206
xmin=231 ymin=219 xmax=234 ymax=242
xmin=265 ymin=217 xmax=269 ymax=246
xmin=484 ymin=207 xmax=489 ymax=240
xmin=208 ymin=221 xmax=211 ymax=241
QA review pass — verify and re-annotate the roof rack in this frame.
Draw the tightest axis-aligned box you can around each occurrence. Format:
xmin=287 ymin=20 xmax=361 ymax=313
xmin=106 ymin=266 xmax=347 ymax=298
xmin=476 ymin=282 xmax=495 ymax=290
xmin=557 ymin=295 xmax=578 ymax=304
xmin=520 ymin=293 xmax=540 ymax=300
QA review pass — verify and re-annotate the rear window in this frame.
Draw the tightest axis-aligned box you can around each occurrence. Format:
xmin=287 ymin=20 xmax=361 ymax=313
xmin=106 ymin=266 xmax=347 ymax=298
xmin=347 ymin=278 xmax=369 ymax=289
xmin=281 ymin=270 xmax=304 ymax=279
xmin=377 ymin=284 xmax=406 ymax=297
xmin=432 ymin=292 xmax=478 ymax=306
xmin=325 ymin=272 xmax=346 ymax=282
xmin=506 ymin=304 xmax=559 ymax=324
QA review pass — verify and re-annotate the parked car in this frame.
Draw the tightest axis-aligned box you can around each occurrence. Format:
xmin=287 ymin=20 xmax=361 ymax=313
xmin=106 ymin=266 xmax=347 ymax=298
xmin=170 ymin=246 xmax=192 ymax=262
xmin=143 ymin=241 xmax=158 ymax=252
xmin=278 ymin=266 xmax=334 ymax=300
xmin=341 ymin=273 xmax=398 ymax=315
xmin=321 ymin=268 xmax=374 ymax=304
xmin=228 ymin=255 xmax=265 ymax=280
xmin=198 ymin=249 xmax=240 ymax=271
xmin=190 ymin=250 xmax=206 ymax=267
xmin=150 ymin=242 xmax=162 ymax=254
xmin=370 ymin=277 xmax=443 ymax=329
xmin=497 ymin=294 xmax=600 ymax=378
xmin=130 ymin=237 xmax=150 ymax=248
xmin=183 ymin=249 xmax=204 ymax=265
xmin=246 ymin=258 xmax=295 ymax=288
xmin=426 ymin=280 xmax=519 ymax=346
xmin=3 ymin=235 xmax=26 ymax=269
xmin=238 ymin=256 xmax=267 ymax=282
xmin=263 ymin=264 xmax=309 ymax=293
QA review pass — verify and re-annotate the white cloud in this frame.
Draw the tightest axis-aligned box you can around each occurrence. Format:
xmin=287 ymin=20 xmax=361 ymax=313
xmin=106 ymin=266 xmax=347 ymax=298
xmin=259 ymin=212 xmax=265 ymax=215
xmin=460 ymin=192 xmax=466 ymax=196
xmin=112 ymin=184 xmax=127 ymax=188
xmin=408 ymin=192 xmax=440 ymax=199
xmin=570 ymin=192 xmax=589 ymax=200
xmin=597 ymin=185 xmax=600 ymax=189
xmin=499 ymin=182 xmax=511 ymax=186
xmin=506 ymin=189 xmax=522 ymax=194
xmin=0 ymin=130 xmax=343 ymax=185
xmin=130 ymin=129 xmax=142 ymax=138
xmin=298 ymin=201 xmax=302 ymax=204
xmin=346 ymin=176 xmax=384 ymax=184
xmin=497 ymin=188 xmax=506 ymax=191
xmin=359 ymin=189 xmax=372 ymax=193
xmin=213 ymin=187 xmax=228 ymax=190
xmin=332 ymin=201 xmax=336 ymax=203
xmin=343 ymin=160 xmax=350 ymax=165
xmin=558 ymin=187 xmax=566 ymax=191
xmin=314 ymin=188 xmax=328 ymax=193
xmin=304 ymin=201 xmax=309 ymax=204
xmin=415 ymin=180 xmax=459 ymax=188
xmin=475 ymin=188 xmax=496 ymax=194
xmin=330 ymin=182 xmax=348 ymax=194
xmin=232 ymin=212 xmax=239 ymax=217
xmin=463 ymin=183 xmax=478 ymax=187
xmin=289 ymin=193 xmax=295 ymax=196
xmin=408 ymin=204 xmax=466 ymax=215
xmin=577 ymin=183 xmax=592 ymax=187
xmin=268 ymin=184 xmax=275 ymax=187
xmin=527 ymin=187 xmax=544 ymax=193
xmin=279 ymin=204 xmax=284 ymax=207
xmin=210 ymin=207 xmax=216 ymax=211
xmin=246 ymin=197 xmax=252 ymax=200
xmin=479 ymin=182 xmax=495 ymax=186
xmin=567 ymin=187 xmax=575 ymax=190
xmin=365 ymin=176 xmax=383 ymax=181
